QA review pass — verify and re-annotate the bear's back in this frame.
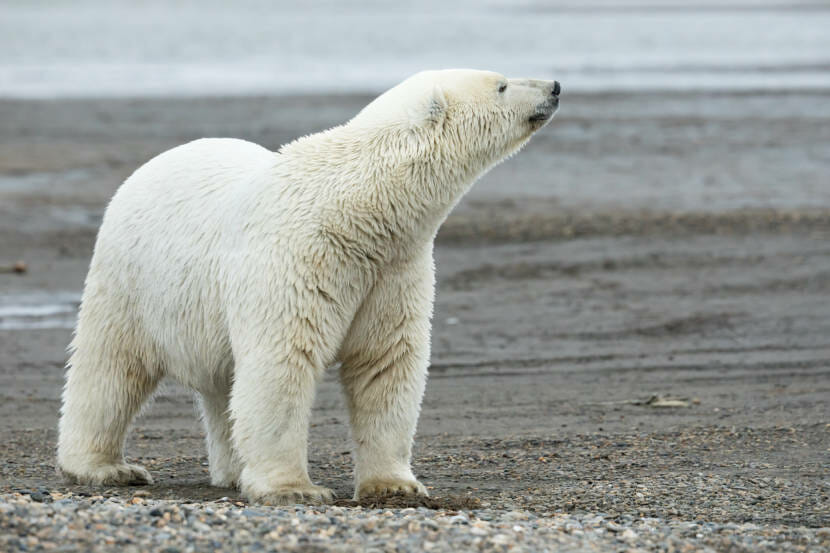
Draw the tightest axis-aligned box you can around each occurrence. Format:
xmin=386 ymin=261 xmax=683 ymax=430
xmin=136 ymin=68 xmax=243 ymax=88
xmin=81 ymin=138 xmax=278 ymax=383
xmin=95 ymin=138 xmax=276 ymax=273
xmin=115 ymin=138 xmax=274 ymax=208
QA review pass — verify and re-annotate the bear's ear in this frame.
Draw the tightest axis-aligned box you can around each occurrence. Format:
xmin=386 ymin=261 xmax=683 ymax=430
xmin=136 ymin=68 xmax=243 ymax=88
xmin=409 ymin=85 xmax=447 ymax=128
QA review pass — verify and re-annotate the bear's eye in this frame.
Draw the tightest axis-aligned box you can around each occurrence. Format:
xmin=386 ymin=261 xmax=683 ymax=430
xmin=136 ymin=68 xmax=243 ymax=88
xmin=498 ymin=83 xmax=507 ymax=93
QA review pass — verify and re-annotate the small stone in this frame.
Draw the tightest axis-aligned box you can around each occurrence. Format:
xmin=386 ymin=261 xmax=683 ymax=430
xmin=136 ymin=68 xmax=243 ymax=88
xmin=621 ymin=528 xmax=638 ymax=540
xmin=490 ymin=534 xmax=511 ymax=545
xmin=447 ymin=514 xmax=469 ymax=525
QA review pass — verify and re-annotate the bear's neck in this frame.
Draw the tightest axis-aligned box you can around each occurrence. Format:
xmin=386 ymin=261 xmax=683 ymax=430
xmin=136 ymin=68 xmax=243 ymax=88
xmin=280 ymin=125 xmax=484 ymax=261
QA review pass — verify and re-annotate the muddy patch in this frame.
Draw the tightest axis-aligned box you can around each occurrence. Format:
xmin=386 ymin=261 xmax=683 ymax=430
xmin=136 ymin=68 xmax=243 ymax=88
xmin=334 ymin=493 xmax=482 ymax=510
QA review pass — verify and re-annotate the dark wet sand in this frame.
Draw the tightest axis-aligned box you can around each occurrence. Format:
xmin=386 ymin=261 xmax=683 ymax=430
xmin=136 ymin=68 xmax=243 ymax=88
xmin=0 ymin=92 xmax=828 ymax=527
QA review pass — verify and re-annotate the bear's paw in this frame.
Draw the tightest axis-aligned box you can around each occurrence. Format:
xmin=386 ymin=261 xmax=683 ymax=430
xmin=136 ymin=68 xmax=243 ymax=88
xmin=60 ymin=462 xmax=153 ymax=486
xmin=248 ymin=484 xmax=335 ymax=506
xmin=356 ymin=477 xmax=428 ymax=500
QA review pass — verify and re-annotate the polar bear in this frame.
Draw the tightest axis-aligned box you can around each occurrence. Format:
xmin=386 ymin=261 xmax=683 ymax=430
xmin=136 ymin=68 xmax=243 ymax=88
xmin=57 ymin=69 xmax=560 ymax=505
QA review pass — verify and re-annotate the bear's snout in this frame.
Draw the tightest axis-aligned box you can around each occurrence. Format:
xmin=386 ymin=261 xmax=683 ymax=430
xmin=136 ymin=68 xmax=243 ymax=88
xmin=529 ymin=87 xmax=560 ymax=124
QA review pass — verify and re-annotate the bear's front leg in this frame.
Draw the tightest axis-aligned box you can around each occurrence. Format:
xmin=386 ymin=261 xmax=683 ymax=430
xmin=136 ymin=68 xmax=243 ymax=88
xmin=227 ymin=281 xmax=350 ymax=506
xmin=339 ymin=252 xmax=433 ymax=500
xmin=230 ymin=344 xmax=334 ymax=505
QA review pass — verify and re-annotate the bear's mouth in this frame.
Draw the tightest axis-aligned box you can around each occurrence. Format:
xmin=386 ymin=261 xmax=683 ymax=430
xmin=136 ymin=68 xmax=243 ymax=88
xmin=528 ymin=99 xmax=559 ymax=124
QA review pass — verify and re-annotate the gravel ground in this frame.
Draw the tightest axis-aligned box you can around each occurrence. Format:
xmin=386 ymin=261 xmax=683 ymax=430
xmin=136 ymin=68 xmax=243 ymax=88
xmin=3 ymin=424 xmax=828 ymax=551
xmin=3 ymin=492 xmax=829 ymax=553
xmin=4 ymin=425 xmax=828 ymax=525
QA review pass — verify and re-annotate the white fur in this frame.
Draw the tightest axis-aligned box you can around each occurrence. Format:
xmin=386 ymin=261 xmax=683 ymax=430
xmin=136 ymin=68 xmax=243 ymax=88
xmin=57 ymin=69 xmax=559 ymax=504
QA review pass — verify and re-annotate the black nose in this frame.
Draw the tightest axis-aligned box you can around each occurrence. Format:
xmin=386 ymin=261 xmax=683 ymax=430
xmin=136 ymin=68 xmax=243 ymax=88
xmin=552 ymin=81 xmax=561 ymax=96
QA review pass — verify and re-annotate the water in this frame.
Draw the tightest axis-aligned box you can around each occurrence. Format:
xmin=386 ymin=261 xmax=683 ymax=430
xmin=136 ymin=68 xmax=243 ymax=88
xmin=1 ymin=0 xmax=829 ymax=98
xmin=0 ymin=292 xmax=79 ymax=330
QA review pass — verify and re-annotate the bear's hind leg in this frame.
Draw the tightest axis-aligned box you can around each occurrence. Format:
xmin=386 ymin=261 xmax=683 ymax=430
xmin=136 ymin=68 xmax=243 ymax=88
xmin=198 ymin=388 xmax=241 ymax=488
xmin=57 ymin=344 xmax=159 ymax=486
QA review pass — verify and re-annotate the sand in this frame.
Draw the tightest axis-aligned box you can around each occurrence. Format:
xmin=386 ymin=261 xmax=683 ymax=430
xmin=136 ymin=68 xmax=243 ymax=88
xmin=0 ymin=92 xmax=828 ymax=532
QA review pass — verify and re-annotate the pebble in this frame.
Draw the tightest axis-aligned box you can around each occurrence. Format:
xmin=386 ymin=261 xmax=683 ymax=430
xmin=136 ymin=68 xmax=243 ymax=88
xmin=1 ymin=493 xmax=827 ymax=553
xmin=621 ymin=528 xmax=638 ymax=540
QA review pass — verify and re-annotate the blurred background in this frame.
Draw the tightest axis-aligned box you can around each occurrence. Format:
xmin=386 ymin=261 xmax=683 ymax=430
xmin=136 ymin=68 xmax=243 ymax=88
xmin=3 ymin=0 xmax=830 ymax=96
xmin=2 ymin=0 xmax=830 ymax=361
xmin=2 ymin=0 xmax=829 ymax=364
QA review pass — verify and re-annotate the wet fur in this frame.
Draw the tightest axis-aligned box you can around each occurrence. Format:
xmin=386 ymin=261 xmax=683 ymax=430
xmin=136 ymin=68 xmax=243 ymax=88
xmin=57 ymin=69 xmax=558 ymax=504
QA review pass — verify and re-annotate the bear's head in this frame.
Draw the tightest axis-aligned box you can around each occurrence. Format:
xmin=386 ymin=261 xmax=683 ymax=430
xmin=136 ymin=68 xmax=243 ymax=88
xmin=352 ymin=69 xmax=560 ymax=178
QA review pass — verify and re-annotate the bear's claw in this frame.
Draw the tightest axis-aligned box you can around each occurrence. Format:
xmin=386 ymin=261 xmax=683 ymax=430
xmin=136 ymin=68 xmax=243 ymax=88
xmin=356 ymin=478 xmax=428 ymax=500
xmin=253 ymin=485 xmax=335 ymax=506
xmin=60 ymin=462 xmax=153 ymax=486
